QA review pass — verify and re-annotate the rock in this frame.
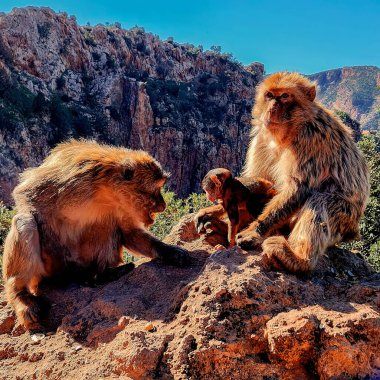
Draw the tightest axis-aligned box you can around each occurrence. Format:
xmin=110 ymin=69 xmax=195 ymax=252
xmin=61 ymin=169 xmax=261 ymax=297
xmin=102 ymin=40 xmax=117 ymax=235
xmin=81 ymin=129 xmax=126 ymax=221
xmin=309 ymin=66 xmax=380 ymax=131
xmin=0 ymin=215 xmax=379 ymax=379
xmin=144 ymin=322 xmax=155 ymax=332
xmin=30 ymin=333 xmax=45 ymax=344
xmin=0 ymin=304 xmax=15 ymax=334
xmin=0 ymin=7 xmax=263 ymax=205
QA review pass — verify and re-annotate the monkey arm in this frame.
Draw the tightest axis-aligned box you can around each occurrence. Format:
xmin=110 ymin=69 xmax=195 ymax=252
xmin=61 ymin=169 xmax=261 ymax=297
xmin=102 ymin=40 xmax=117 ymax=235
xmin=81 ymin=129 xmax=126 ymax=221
xmin=226 ymin=202 xmax=239 ymax=246
xmin=256 ymin=182 xmax=311 ymax=236
xmin=122 ymin=228 xmax=190 ymax=267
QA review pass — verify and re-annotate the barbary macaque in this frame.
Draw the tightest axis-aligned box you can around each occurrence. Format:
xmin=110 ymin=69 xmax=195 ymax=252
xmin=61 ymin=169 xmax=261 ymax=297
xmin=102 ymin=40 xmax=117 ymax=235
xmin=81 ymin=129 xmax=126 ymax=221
xmin=198 ymin=168 xmax=276 ymax=247
xmin=237 ymin=71 xmax=369 ymax=272
xmin=2 ymin=140 xmax=189 ymax=329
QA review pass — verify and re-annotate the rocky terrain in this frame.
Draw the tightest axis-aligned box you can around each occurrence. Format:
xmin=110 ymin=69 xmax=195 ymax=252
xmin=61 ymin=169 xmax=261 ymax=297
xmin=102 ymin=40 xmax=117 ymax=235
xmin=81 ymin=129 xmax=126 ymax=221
xmin=309 ymin=66 xmax=380 ymax=131
xmin=0 ymin=6 xmax=263 ymax=204
xmin=0 ymin=215 xmax=379 ymax=380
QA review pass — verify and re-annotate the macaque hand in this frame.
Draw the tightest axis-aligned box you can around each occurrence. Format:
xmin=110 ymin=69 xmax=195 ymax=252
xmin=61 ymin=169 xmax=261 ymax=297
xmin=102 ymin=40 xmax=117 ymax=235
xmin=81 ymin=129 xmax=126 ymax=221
xmin=194 ymin=211 xmax=213 ymax=234
xmin=158 ymin=245 xmax=191 ymax=268
xmin=236 ymin=221 xmax=263 ymax=250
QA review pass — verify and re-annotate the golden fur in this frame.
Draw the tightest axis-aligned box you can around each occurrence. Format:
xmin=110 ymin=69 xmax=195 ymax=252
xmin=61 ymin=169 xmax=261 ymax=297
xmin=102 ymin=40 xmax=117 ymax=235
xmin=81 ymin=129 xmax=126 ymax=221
xmin=237 ymin=72 xmax=369 ymax=272
xmin=3 ymin=140 xmax=188 ymax=329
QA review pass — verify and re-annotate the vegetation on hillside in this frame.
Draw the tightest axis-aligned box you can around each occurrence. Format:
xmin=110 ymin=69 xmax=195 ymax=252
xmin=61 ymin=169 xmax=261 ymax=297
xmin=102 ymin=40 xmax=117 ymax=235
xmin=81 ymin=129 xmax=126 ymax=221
xmin=308 ymin=66 xmax=380 ymax=131
xmin=0 ymin=68 xmax=108 ymax=147
xmin=340 ymin=131 xmax=380 ymax=270
xmin=150 ymin=191 xmax=211 ymax=239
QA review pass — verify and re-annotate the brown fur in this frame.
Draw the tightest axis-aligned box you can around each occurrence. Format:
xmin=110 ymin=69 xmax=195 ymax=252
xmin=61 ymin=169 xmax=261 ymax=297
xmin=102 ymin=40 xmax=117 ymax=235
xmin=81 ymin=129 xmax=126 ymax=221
xmin=3 ymin=140 xmax=189 ymax=329
xmin=237 ymin=72 xmax=369 ymax=272
xmin=195 ymin=168 xmax=276 ymax=247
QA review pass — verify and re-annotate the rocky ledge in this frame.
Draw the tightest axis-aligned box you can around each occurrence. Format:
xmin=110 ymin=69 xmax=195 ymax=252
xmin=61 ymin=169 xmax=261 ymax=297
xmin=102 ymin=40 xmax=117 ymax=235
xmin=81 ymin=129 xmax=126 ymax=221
xmin=0 ymin=215 xmax=379 ymax=379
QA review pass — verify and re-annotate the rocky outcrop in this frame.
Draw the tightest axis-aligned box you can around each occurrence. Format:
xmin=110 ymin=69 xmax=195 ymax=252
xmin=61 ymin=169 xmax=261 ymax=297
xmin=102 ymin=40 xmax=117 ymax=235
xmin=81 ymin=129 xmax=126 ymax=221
xmin=0 ymin=215 xmax=379 ymax=379
xmin=309 ymin=66 xmax=380 ymax=131
xmin=0 ymin=7 xmax=263 ymax=204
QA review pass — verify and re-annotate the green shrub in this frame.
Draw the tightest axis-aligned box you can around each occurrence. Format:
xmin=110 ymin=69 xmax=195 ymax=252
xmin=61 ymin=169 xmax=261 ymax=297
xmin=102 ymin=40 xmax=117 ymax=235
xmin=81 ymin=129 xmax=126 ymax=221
xmin=0 ymin=201 xmax=15 ymax=249
xmin=341 ymin=132 xmax=380 ymax=270
xmin=150 ymin=191 xmax=211 ymax=240
xmin=49 ymin=94 xmax=73 ymax=142
xmin=0 ymin=37 xmax=13 ymax=64
xmin=83 ymin=30 xmax=96 ymax=46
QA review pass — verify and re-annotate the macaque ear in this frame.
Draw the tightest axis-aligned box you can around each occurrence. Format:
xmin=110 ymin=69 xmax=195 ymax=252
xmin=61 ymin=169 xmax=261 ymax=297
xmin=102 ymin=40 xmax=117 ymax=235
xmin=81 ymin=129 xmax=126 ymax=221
xmin=123 ymin=168 xmax=134 ymax=181
xmin=306 ymin=85 xmax=316 ymax=102
xmin=210 ymin=174 xmax=221 ymax=187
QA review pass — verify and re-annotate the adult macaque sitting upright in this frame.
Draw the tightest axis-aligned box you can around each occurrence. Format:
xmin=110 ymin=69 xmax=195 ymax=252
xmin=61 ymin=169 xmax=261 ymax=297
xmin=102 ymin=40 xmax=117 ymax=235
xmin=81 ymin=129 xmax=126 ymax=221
xmin=239 ymin=72 xmax=369 ymax=272
xmin=196 ymin=72 xmax=369 ymax=273
xmin=3 ymin=140 xmax=189 ymax=329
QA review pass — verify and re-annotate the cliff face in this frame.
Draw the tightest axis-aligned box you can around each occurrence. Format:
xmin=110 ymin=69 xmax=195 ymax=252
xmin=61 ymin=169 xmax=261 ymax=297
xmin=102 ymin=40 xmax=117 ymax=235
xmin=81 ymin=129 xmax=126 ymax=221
xmin=0 ymin=7 xmax=264 ymax=204
xmin=309 ymin=66 xmax=380 ymax=131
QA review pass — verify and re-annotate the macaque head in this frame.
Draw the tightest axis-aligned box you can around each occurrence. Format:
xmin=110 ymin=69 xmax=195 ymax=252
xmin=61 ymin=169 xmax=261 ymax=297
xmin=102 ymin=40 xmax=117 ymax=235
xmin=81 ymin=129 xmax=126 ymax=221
xmin=63 ymin=141 xmax=168 ymax=228
xmin=120 ymin=154 xmax=169 ymax=227
xmin=202 ymin=168 xmax=233 ymax=202
xmin=253 ymin=72 xmax=317 ymax=126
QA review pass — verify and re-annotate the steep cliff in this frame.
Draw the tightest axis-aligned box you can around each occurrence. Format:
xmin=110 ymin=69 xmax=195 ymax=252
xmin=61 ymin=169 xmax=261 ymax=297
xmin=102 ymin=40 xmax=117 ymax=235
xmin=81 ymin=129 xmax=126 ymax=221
xmin=0 ymin=7 xmax=264 ymax=204
xmin=309 ymin=66 xmax=380 ymax=131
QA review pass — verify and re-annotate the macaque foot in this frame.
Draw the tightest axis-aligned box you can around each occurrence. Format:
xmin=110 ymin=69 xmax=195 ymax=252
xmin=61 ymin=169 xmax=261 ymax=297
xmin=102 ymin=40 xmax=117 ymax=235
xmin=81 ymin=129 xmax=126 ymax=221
xmin=16 ymin=291 xmax=50 ymax=330
xmin=261 ymin=236 xmax=288 ymax=271
xmin=95 ymin=262 xmax=135 ymax=284
xmin=214 ymin=244 xmax=226 ymax=251
xmin=158 ymin=245 xmax=191 ymax=268
xmin=262 ymin=236 xmax=311 ymax=273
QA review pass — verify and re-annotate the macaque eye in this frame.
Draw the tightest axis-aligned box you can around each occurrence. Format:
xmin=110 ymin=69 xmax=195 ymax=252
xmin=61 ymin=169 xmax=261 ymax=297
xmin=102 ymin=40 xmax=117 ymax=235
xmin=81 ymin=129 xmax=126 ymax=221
xmin=266 ymin=92 xmax=274 ymax=99
xmin=123 ymin=169 xmax=134 ymax=181
xmin=281 ymin=93 xmax=289 ymax=99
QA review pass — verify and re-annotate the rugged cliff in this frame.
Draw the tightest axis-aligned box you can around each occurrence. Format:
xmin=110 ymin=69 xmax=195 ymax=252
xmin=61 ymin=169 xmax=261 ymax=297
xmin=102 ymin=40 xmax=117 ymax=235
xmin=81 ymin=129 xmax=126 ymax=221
xmin=0 ymin=216 xmax=379 ymax=379
xmin=1 ymin=7 xmax=378 ymax=206
xmin=309 ymin=66 xmax=380 ymax=131
xmin=0 ymin=6 xmax=263 ymax=204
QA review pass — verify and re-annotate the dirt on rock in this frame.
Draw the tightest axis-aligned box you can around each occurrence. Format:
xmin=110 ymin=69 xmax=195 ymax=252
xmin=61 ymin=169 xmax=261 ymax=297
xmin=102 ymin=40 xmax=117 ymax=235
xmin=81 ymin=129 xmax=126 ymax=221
xmin=0 ymin=215 xmax=379 ymax=380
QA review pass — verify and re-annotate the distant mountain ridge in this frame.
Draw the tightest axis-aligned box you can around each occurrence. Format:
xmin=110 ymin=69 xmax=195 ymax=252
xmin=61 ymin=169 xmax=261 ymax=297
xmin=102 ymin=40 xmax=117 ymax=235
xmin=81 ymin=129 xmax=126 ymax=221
xmin=309 ymin=66 xmax=380 ymax=130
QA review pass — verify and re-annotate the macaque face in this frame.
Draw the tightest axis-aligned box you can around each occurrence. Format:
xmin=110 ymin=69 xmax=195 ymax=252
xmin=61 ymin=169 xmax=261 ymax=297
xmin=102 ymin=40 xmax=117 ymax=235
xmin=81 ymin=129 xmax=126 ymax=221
xmin=118 ymin=162 xmax=168 ymax=227
xmin=202 ymin=169 xmax=232 ymax=202
xmin=254 ymin=72 xmax=317 ymax=127
xmin=203 ymin=179 xmax=223 ymax=203
xmin=138 ymin=177 xmax=168 ymax=227
xmin=262 ymin=88 xmax=296 ymax=125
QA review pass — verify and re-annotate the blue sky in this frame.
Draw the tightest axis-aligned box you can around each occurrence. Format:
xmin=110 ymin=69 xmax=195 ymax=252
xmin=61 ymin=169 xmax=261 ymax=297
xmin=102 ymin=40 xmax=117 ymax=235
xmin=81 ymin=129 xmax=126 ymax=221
xmin=1 ymin=0 xmax=379 ymax=74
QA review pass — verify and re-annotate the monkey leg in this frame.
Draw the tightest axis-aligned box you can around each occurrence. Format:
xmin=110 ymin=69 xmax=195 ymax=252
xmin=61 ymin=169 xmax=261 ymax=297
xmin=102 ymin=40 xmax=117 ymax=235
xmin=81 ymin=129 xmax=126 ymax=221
xmin=262 ymin=196 xmax=332 ymax=273
xmin=3 ymin=213 xmax=47 ymax=329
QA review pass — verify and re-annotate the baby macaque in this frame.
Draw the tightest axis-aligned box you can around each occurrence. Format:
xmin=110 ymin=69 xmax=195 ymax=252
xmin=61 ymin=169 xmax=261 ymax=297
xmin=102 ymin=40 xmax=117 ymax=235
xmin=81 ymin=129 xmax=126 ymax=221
xmin=201 ymin=168 xmax=276 ymax=247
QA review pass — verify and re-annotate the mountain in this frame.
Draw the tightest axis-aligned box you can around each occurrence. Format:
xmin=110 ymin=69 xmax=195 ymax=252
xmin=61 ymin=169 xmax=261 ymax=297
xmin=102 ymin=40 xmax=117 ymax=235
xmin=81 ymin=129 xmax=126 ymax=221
xmin=0 ymin=7 xmax=378 ymax=206
xmin=0 ymin=7 xmax=263 ymax=204
xmin=309 ymin=66 xmax=380 ymax=131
